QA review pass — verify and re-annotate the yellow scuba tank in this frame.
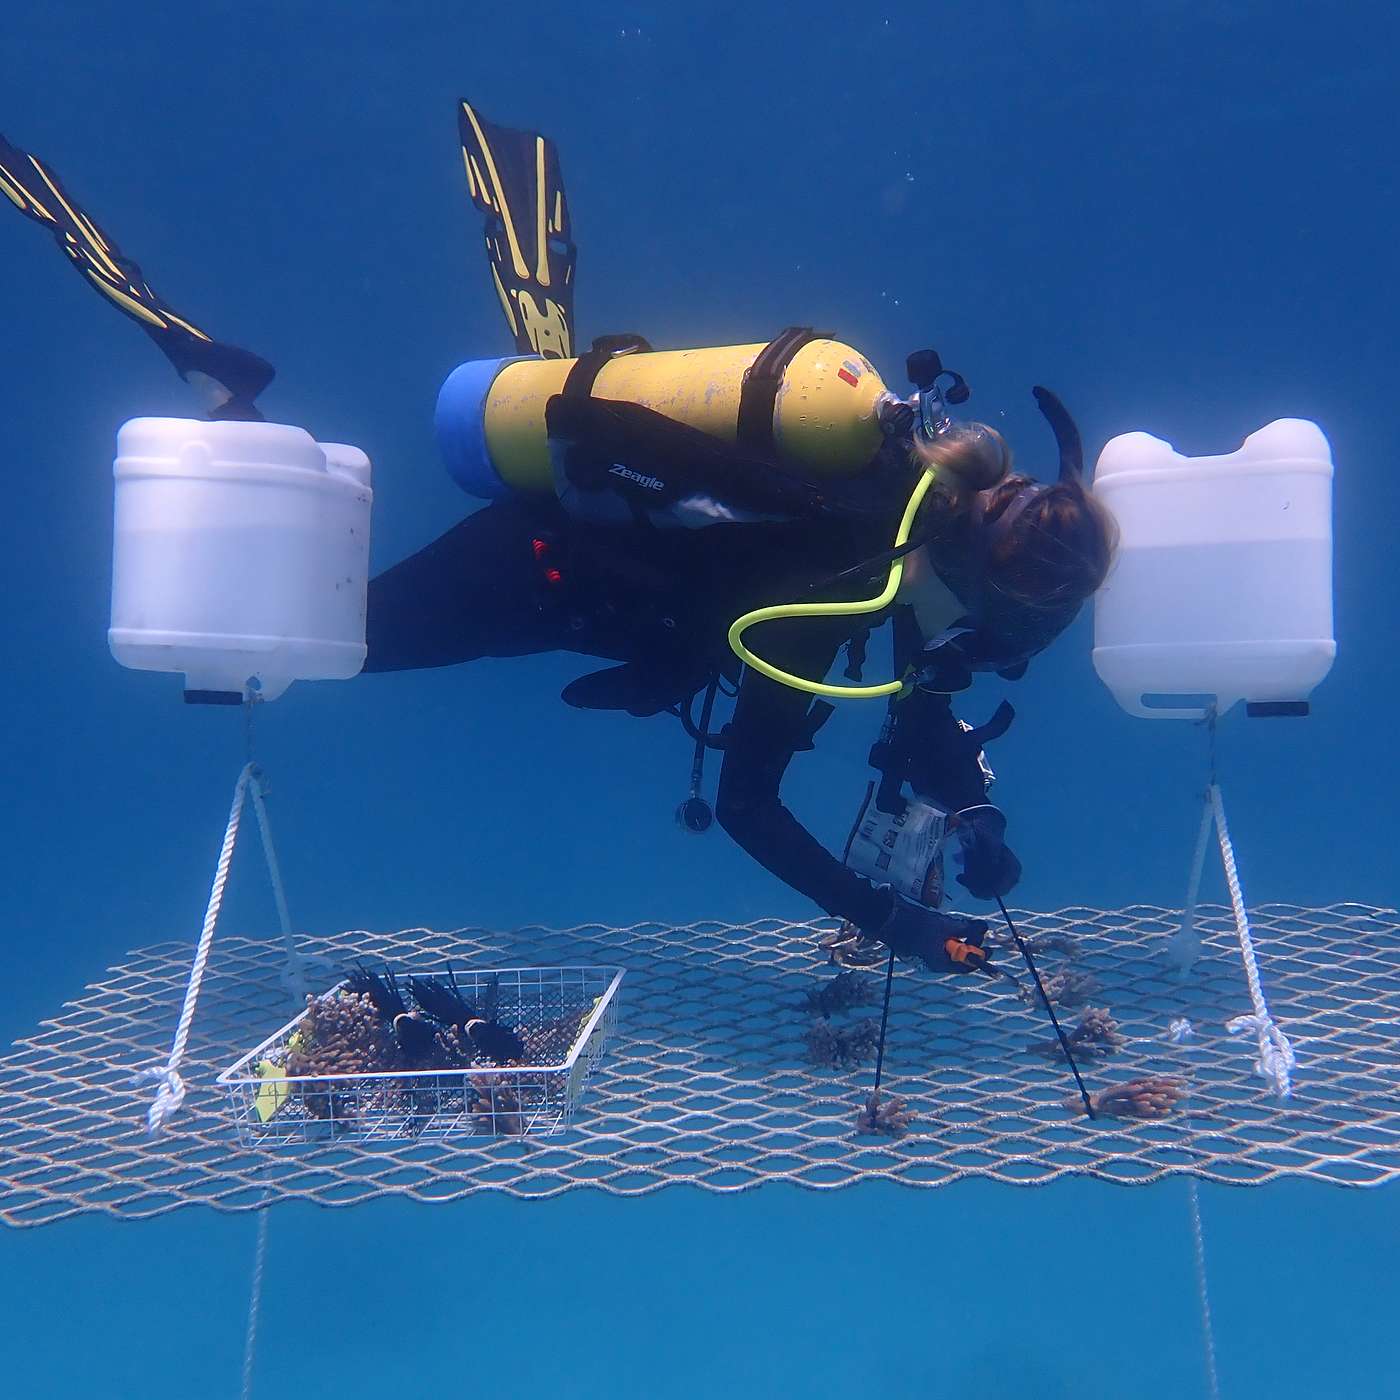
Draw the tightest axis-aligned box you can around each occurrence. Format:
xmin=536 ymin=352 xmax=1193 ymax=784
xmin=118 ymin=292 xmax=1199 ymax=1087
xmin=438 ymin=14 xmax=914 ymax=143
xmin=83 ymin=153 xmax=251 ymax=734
xmin=435 ymin=329 xmax=892 ymax=499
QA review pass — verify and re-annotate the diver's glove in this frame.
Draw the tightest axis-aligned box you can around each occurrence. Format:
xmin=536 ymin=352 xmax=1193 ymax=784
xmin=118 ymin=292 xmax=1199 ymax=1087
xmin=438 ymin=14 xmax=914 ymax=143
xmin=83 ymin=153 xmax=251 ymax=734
xmin=875 ymin=391 xmax=916 ymax=439
xmin=872 ymin=893 xmax=992 ymax=974
xmin=953 ymin=804 xmax=1022 ymax=900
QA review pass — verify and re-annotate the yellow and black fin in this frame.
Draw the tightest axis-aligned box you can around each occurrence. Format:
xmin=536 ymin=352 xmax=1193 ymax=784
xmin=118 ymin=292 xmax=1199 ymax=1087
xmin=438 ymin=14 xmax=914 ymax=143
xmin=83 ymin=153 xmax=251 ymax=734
xmin=0 ymin=132 xmax=274 ymax=420
xmin=458 ymin=101 xmax=577 ymax=359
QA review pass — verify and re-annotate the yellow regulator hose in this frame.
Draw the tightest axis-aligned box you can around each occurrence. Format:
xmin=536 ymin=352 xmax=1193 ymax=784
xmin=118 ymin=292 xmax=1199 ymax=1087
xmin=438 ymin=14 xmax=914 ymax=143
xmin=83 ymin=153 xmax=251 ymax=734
xmin=727 ymin=467 xmax=939 ymax=699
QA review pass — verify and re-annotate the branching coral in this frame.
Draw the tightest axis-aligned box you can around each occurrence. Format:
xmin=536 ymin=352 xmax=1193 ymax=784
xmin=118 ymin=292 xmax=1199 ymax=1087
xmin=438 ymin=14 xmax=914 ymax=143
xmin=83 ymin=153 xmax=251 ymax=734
xmin=287 ymin=991 xmax=398 ymax=1075
xmin=803 ymin=1018 xmax=881 ymax=1070
xmin=521 ymin=1007 xmax=591 ymax=1065
xmin=1065 ymin=1075 xmax=1189 ymax=1121
xmin=470 ymin=1081 xmax=526 ymax=1135
xmin=802 ymin=970 xmax=880 ymax=1020
xmin=1021 ymin=965 xmax=1100 ymax=1011
xmin=285 ymin=991 xmax=399 ymax=1119
xmin=854 ymin=1090 xmax=915 ymax=1138
xmin=1030 ymin=1007 xmax=1125 ymax=1061
xmin=432 ymin=1022 xmax=481 ymax=1069
xmin=818 ymin=923 xmax=888 ymax=970
xmin=1023 ymin=933 xmax=1079 ymax=960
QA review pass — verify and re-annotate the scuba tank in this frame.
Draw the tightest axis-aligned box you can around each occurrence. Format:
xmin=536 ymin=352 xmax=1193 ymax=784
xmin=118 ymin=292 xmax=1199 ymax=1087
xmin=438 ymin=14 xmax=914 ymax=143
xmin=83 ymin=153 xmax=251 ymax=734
xmin=435 ymin=329 xmax=893 ymax=500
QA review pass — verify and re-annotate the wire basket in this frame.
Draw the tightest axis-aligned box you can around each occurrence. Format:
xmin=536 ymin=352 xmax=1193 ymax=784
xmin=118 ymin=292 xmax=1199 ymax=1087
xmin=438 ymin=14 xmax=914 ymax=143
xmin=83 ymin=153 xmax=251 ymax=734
xmin=217 ymin=965 xmax=624 ymax=1146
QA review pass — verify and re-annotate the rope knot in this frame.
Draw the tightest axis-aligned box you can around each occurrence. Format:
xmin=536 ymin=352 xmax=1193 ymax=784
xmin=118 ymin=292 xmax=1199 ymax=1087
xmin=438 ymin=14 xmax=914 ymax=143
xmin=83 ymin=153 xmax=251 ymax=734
xmin=132 ymin=1064 xmax=187 ymax=1134
xmin=1225 ymin=1012 xmax=1296 ymax=1099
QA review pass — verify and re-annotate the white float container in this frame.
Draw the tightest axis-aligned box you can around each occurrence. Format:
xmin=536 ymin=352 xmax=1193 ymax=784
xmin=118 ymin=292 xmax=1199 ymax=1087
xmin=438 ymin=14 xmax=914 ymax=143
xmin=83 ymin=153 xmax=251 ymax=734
xmin=110 ymin=417 xmax=373 ymax=702
xmin=1092 ymin=418 xmax=1334 ymax=720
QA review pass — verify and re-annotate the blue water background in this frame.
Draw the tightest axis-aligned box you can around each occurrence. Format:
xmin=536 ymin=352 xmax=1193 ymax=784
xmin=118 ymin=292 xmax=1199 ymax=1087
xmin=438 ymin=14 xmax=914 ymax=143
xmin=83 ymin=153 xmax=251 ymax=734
xmin=2 ymin=3 xmax=1395 ymax=1395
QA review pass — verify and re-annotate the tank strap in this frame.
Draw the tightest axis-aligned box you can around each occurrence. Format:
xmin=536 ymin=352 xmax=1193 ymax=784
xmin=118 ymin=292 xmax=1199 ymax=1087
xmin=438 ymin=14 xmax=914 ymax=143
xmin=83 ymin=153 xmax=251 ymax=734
xmin=563 ymin=333 xmax=653 ymax=400
xmin=560 ymin=335 xmax=657 ymax=530
xmin=737 ymin=326 xmax=831 ymax=460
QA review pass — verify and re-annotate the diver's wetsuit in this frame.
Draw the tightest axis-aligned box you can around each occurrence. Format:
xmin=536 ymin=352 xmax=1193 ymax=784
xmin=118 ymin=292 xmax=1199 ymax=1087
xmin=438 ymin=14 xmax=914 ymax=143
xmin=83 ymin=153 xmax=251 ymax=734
xmin=366 ymin=490 xmax=990 ymax=934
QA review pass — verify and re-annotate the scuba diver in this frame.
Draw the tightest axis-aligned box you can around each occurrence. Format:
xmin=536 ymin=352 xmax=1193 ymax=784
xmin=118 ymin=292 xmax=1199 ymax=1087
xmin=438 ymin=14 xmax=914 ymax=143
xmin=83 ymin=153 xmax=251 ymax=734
xmin=366 ymin=366 xmax=1115 ymax=976
xmin=364 ymin=110 xmax=1119 ymax=978
xmin=0 ymin=106 xmax=1116 ymax=983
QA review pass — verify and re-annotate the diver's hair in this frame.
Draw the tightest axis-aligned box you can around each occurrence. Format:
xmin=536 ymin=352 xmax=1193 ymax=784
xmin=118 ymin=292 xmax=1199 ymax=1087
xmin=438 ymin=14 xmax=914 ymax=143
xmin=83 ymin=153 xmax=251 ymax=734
xmin=984 ymin=474 xmax=1120 ymax=611
xmin=907 ymin=423 xmax=1012 ymax=494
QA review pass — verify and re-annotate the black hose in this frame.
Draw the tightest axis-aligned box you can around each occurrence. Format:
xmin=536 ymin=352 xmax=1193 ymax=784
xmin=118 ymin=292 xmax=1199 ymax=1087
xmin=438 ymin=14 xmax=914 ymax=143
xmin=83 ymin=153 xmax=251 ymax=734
xmin=688 ymin=677 xmax=720 ymax=793
xmin=676 ymin=677 xmax=728 ymax=752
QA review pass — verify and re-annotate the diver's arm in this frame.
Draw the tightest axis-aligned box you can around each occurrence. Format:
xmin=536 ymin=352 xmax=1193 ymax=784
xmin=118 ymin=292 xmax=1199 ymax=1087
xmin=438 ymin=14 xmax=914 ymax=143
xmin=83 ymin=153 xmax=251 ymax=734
xmin=892 ymin=685 xmax=1022 ymax=901
xmin=715 ymin=617 xmax=892 ymax=929
xmin=890 ymin=685 xmax=996 ymax=811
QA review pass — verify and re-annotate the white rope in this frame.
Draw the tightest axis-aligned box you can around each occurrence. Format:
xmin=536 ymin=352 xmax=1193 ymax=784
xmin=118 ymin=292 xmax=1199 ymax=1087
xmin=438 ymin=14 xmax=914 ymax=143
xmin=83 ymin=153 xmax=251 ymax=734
xmin=1168 ymin=1017 xmax=1195 ymax=1045
xmin=248 ymin=775 xmax=329 ymax=1003
xmin=249 ymin=775 xmax=293 ymax=949
xmin=1167 ymin=982 xmax=1220 ymax=1400
xmin=1187 ymin=1179 xmax=1223 ymax=1400
xmin=1168 ymin=793 xmax=1214 ymax=975
xmin=240 ymin=1206 xmax=271 ymax=1400
xmin=1211 ymin=783 xmax=1297 ymax=1099
xmin=133 ymin=763 xmax=255 ymax=1134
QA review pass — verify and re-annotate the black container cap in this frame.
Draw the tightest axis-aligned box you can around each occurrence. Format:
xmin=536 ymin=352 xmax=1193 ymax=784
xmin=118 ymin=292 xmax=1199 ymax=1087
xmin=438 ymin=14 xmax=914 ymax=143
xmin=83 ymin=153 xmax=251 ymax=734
xmin=1246 ymin=701 xmax=1311 ymax=718
xmin=183 ymin=689 xmax=245 ymax=707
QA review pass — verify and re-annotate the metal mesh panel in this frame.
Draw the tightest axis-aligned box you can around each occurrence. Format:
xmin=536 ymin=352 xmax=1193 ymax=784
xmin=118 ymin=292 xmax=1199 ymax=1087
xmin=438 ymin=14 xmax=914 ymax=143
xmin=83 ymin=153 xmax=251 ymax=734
xmin=2 ymin=903 xmax=1397 ymax=1228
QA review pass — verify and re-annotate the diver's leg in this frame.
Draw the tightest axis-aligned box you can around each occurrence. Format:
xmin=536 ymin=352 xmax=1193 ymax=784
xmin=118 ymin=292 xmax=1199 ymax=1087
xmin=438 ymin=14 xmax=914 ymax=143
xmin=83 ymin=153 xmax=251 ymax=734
xmin=365 ymin=500 xmax=568 ymax=672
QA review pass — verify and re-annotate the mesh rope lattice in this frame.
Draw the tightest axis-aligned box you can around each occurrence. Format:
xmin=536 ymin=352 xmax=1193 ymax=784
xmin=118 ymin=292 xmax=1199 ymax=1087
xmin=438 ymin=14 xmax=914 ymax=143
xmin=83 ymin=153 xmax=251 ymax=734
xmin=2 ymin=903 xmax=1398 ymax=1228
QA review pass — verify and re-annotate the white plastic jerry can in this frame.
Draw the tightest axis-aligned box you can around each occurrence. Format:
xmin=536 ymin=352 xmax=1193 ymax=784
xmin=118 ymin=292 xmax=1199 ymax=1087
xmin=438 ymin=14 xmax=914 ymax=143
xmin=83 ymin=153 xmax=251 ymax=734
xmin=1091 ymin=418 xmax=1334 ymax=720
xmin=109 ymin=418 xmax=373 ymax=703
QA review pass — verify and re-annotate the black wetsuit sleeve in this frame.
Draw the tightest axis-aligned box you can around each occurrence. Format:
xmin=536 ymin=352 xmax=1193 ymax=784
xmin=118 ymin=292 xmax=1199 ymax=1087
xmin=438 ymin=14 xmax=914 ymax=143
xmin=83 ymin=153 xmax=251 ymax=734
xmin=890 ymin=686 xmax=995 ymax=812
xmin=715 ymin=617 xmax=893 ymax=931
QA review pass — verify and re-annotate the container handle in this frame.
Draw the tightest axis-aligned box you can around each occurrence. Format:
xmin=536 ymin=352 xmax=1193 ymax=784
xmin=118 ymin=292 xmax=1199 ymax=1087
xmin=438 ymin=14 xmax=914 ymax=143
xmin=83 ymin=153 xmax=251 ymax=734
xmin=1124 ymin=692 xmax=1220 ymax=722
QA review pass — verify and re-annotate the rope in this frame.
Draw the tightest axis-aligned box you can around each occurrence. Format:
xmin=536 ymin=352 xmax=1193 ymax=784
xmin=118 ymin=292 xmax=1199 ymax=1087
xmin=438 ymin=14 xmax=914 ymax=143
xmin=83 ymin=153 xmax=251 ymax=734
xmin=1168 ymin=981 xmax=1221 ymax=1400
xmin=133 ymin=763 xmax=255 ymax=1134
xmin=1168 ymin=1017 xmax=1195 ymax=1045
xmin=1211 ymin=784 xmax=1296 ymax=1099
xmin=249 ymin=776 xmax=293 ymax=948
xmin=248 ymin=773 xmax=327 ymax=1003
xmin=1187 ymin=1179 xmax=1223 ymax=1400
xmin=239 ymin=1206 xmax=271 ymax=1400
xmin=1169 ymin=794 xmax=1214 ymax=975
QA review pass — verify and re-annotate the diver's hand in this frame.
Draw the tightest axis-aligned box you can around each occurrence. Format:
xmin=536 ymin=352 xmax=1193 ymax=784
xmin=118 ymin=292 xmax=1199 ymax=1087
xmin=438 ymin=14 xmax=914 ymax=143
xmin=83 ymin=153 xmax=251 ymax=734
xmin=875 ymin=391 xmax=916 ymax=438
xmin=872 ymin=894 xmax=991 ymax=974
xmin=954 ymin=804 xmax=1022 ymax=900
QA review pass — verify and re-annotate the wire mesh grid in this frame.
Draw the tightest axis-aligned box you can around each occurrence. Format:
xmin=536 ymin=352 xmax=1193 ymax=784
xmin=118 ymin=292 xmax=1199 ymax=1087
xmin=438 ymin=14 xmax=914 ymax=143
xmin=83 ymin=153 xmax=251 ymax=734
xmin=1 ymin=902 xmax=1397 ymax=1228
xmin=217 ymin=966 xmax=623 ymax=1147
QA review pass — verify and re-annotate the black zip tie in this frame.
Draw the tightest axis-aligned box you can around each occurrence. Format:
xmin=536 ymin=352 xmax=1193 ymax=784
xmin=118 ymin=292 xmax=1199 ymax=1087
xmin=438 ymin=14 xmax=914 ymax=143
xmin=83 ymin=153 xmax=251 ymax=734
xmin=996 ymin=895 xmax=1096 ymax=1120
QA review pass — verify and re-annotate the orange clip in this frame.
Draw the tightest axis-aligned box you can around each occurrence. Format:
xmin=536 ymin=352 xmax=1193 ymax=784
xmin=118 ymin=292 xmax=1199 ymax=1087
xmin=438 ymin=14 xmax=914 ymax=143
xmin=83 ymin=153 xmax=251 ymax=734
xmin=944 ymin=937 xmax=986 ymax=969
